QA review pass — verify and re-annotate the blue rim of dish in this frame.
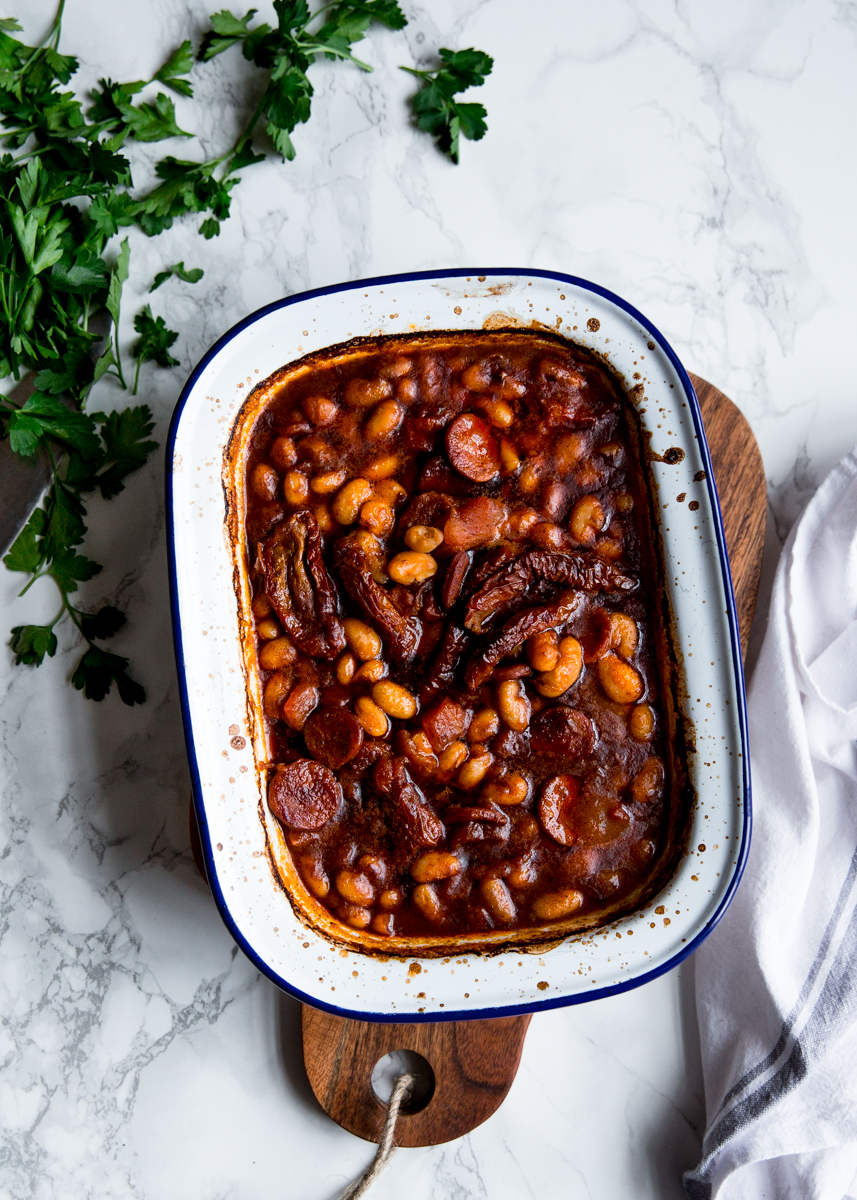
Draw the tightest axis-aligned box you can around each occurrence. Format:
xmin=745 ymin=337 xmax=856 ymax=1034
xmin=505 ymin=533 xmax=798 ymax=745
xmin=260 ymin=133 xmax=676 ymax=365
xmin=166 ymin=266 xmax=752 ymax=1023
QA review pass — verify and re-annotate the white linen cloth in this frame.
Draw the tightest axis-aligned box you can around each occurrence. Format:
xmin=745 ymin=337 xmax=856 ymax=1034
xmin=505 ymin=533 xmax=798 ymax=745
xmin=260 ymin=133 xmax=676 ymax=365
xmin=684 ymin=450 xmax=857 ymax=1200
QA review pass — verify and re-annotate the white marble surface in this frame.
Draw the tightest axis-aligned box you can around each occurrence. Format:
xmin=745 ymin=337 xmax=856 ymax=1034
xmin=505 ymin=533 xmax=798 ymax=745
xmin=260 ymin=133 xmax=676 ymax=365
xmin=2 ymin=1 xmax=857 ymax=1197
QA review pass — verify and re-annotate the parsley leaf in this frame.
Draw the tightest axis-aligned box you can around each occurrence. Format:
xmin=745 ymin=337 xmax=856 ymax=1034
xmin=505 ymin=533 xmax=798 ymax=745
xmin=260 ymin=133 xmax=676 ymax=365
xmin=79 ymin=605 xmax=126 ymax=640
xmin=3 ymin=507 xmax=46 ymax=575
xmin=154 ymin=40 xmax=195 ymax=97
xmin=91 ymin=405 xmax=158 ymax=499
xmin=131 ymin=307 xmax=180 ymax=394
xmin=72 ymin=646 xmax=146 ymax=705
xmin=199 ymin=10 xmax=259 ymax=60
xmin=49 ymin=549 xmax=102 ymax=594
xmin=403 ymin=47 xmax=493 ymax=163
xmin=150 ymin=261 xmax=204 ymax=290
xmin=7 ymin=392 xmax=102 ymax=459
xmin=10 ymin=624 xmax=58 ymax=667
xmin=72 ymin=648 xmax=145 ymax=700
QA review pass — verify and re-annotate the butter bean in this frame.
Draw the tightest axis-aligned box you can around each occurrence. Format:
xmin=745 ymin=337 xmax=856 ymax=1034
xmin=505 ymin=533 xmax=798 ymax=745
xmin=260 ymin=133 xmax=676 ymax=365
xmin=480 ymin=397 xmax=514 ymax=428
xmin=251 ymin=463 xmax=279 ymax=501
xmin=404 ymin=525 xmax=444 ymax=553
xmin=518 ymin=460 xmax=543 ymax=494
xmin=341 ymin=901 xmax=372 ymax=929
xmin=263 ymin=671 xmax=292 ymax=720
xmin=412 ymin=851 xmax=460 ymax=883
xmin=555 ymin=432 xmax=589 ymax=470
xmin=468 ymin=708 xmax=500 ymax=743
xmin=596 ymin=537 xmax=624 ymax=560
xmin=387 ymin=551 xmax=437 ymax=585
xmin=283 ymin=469 xmax=309 ymax=506
xmin=412 ymin=882 xmax=444 ymax=923
xmin=397 ymin=377 xmax=418 ymax=403
xmin=597 ymin=653 xmax=644 ymax=704
xmin=497 ymin=679 xmax=530 ymax=732
xmin=332 ymin=477 xmax=373 ymax=524
xmin=363 ymin=454 xmax=400 ymax=480
xmin=437 ymin=741 xmax=468 ymax=774
xmin=303 ymin=395 xmax=338 ymax=426
xmin=536 ymin=636 xmax=583 ymax=698
xmin=631 ymin=756 xmax=665 ymax=803
xmin=344 ymin=617 xmax=382 ymax=661
xmin=252 ymin=593 xmax=272 ymax=618
xmin=311 ymin=469 xmax=347 ymax=495
xmin=372 ymin=681 xmax=417 ymax=720
xmin=308 ymin=505 xmax=332 ymax=536
xmin=609 ymin=612 xmax=639 ymax=658
xmin=365 ymin=399 xmax=403 ymax=440
xmin=482 ymin=771 xmax=529 ymax=806
xmin=531 ymin=888 xmax=585 ymax=921
xmin=630 ymin=703 xmax=655 ymax=741
xmin=256 ymin=617 xmax=280 ymax=641
xmin=507 ymin=852 xmax=538 ymax=889
xmin=270 ymin=436 xmax=297 ymax=471
xmin=374 ymin=478 xmax=407 ymax=506
xmin=336 ymin=869 xmax=376 ymax=906
xmin=455 ymin=751 xmax=493 ymax=790
xmin=499 ymin=438 xmax=521 ymax=474
xmin=379 ymin=886 xmax=403 ymax=910
xmin=335 ymin=651 xmax=357 ymax=684
xmin=399 ymin=730 xmax=438 ymax=777
xmin=344 ymin=377 xmax=393 ymax=407
xmin=355 ymin=696 xmax=390 ymax=738
xmin=259 ymin=636 xmax=297 ymax=670
xmin=354 ymin=658 xmax=387 ymax=683
xmin=371 ymin=912 xmax=394 ymax=936
xmin=527 ymin=629 xmax=559 ymax=673
xmin=359 ymin=497 xmax=395 ymax=537
xmin=569 ymin=495 xmax=606 ymax=545
xmin=481 ymin=877 xmax=516 ymax=923
xmin=299 ymin=856 xmax=329 ymax=899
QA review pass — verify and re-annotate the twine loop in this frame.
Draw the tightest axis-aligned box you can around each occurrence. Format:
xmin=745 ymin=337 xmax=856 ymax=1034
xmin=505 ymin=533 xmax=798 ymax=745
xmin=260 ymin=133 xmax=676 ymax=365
xmin=341 ymin=1072 xmax=417 ymax=1199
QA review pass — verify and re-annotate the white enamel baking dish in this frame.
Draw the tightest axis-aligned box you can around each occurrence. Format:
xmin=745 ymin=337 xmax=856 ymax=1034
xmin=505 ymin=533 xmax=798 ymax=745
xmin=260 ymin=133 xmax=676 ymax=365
xmin=167 ymin=269 xmax=750 ymax=1021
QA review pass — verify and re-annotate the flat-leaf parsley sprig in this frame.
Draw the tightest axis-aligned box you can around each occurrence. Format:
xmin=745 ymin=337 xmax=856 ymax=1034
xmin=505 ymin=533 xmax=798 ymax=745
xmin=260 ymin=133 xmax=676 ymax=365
xmin=402 ymin=47 xmax=493 ymax=164
xmin=131 ymin=1 xmax=408 ymax=242
xmin=0 ymin=6 xmax=197 ymax=704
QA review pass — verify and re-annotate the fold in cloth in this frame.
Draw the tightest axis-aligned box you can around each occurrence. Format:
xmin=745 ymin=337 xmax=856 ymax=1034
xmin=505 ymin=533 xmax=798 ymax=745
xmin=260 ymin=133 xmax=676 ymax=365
xmin=685 ymin=450 xmax=857 ymax=1200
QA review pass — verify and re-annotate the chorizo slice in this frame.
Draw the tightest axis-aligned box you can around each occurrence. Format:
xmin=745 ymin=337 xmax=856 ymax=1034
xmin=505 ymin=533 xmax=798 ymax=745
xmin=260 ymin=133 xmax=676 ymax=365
xmin=538 ymin=774 xmax=581 ymax=846
xmin=443 ymin=496 xmax=507 ymax=552
xmin=530 ymin=706 xmax=598 ymax=759
xmin=303 ymin=707 xmax=364 ymax=769
xmin=269 ymin=758 xmax=342 ymax=830
xmin=446 ymin=413 xmax=501 ymax=482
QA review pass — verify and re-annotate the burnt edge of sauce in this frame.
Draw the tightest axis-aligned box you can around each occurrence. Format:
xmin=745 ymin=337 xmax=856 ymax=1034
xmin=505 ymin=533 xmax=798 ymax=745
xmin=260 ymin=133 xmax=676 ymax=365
xmin=224 ymin=328 xmax=696 ymax=958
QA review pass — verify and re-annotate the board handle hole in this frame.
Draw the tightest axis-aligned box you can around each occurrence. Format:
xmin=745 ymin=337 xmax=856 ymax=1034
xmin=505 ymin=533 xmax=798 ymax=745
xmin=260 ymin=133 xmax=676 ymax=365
xmin=371 ymin=1049 xmax=435 ymax=1114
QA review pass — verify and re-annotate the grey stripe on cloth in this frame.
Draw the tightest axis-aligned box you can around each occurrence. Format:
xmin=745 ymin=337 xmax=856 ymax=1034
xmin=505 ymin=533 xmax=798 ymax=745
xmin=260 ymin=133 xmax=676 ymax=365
xmin=715 ymin=844 xmax=857 ymax=1120
xmin=684 ymin=845 xmax=857 ymax=1197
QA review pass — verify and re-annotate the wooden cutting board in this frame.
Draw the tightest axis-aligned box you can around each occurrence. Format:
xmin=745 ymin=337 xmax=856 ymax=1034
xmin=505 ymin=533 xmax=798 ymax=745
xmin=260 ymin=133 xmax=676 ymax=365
xmin=191 ymin=375 xmax=767 ymax=1148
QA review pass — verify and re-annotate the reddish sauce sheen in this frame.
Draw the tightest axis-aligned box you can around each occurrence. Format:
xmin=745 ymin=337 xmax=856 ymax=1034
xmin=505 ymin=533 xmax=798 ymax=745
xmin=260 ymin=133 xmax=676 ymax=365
xmin=243 ymin=332 xmax=673 ymax=940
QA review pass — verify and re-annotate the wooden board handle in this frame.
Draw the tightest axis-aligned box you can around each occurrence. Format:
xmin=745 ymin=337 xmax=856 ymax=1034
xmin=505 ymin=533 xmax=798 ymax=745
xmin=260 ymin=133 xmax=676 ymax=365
xmin=301 ymin=1006 xmax=532 ymax=1147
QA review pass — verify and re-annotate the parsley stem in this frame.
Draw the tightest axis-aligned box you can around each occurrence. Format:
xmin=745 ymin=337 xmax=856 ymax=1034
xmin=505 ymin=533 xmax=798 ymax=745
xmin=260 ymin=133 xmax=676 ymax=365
xmin=132 ymin=355 xmax=142 ymax=396
xmin=17 ymin=569 xmax=47 ymax=598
